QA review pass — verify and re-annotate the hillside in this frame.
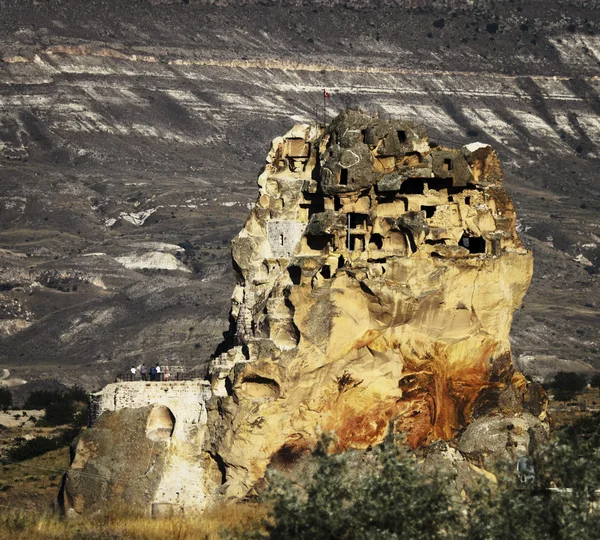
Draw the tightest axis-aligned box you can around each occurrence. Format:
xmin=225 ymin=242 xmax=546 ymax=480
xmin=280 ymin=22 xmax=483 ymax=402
xmin=0 ymin=0 xmax=598 ymax=389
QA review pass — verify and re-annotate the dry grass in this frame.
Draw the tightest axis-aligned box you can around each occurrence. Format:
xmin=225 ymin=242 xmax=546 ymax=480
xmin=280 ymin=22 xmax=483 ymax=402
xmin=0 ymin=446 xmax=70 ymax=511
xmin=548 ymin=387 xmax=600 ymax=429
xmin=0 ymin=501 xmax=267 ymax=540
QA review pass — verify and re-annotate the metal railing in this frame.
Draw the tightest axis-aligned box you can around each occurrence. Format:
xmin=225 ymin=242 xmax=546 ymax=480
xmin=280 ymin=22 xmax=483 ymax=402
xmin=116 ymin=369 xmax=206 ymax=383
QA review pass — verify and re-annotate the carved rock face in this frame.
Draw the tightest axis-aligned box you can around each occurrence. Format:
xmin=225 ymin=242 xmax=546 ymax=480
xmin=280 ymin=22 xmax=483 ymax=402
xmin=64 ymin=111 xmax=545 ymax=513
xmin=209 ymin=109 xmax=541 ymax=498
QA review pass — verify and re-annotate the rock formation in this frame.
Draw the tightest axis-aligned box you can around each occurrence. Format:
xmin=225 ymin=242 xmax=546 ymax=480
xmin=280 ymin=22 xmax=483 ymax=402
xmin=62 ymin=110 xmax=545 ymax=515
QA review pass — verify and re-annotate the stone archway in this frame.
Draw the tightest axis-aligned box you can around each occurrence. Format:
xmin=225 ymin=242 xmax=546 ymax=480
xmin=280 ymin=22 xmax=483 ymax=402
xmin=146 ymin=405 xmax=175 ymax=442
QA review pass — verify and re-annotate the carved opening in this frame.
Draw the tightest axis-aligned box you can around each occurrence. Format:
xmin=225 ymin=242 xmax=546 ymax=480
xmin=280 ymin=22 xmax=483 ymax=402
xmin=349 ymin=213 xmax=368 ymax=230
xmin=146 ymin=406 xmax=175 ymax=442
xmin=428 ymin=177 xmax=454 ymax=191
xmin=425 ymin=238 xmax=446 ymax=245
xmin=350 ymin=234 xmax=365 ymax=251
xmin=421 ymin=205 xmax=436 ymax=218
xmin=360 ymin=129 xmax=366 ymax=143
xmin=288 ymin=265 xmax=301 ymax=285
xmin=399 ymin=178 xmax=425 ymax=195
xmin=320 ymin=265 xmax=331 ymax=279
xmin=369 ymin=234 xmax=384 ymax=250
xmin=448 ymin=185 xmax=467 ymax=195
xmin=306 ymin=234 xmax=331 ymax=252
xmin=300 ymin=194 xmax=325 ymax=219
xmin=386 ymin=231 xmax=410 ymax=253
xmin=240 ymin=375 xmax=281 ymax=400
xmin=334 ymin=197 xmax=343 ymax=211
xmin=339 ymin=168 xmax=349 ymax=186
xmin=465 ymin=196 xmax=471 ymax=205
xmin=405 ymin=151 xmax=423 ymax=164
xmin=459 ymin=234 xmax=486 ymax=254
xmin=443 ymin=158 xmax=453 ymax=171
xmin=338 ymin=255 xmax=345 ymax=269
xmin=397 ymin=130 xmax=407 ymax=143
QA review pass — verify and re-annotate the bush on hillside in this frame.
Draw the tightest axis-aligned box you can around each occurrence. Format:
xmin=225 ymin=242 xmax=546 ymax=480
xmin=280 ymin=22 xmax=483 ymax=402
xmin=551 ymin=371 xmax=588 ymax=401
xmin=253 ymin=437 xmax=464 ymax=539
xmin=6 ymin=424 xmax=82 ymax=462
xmin=23 ymin=390 xmax=63 ymax=409
xmin=0 ymin=387 xmax=12 ymax=411
xmin=251 ymin=415 xmax=600 ymax=539
xmin=43 ymin=399 xmax=76 ymax=426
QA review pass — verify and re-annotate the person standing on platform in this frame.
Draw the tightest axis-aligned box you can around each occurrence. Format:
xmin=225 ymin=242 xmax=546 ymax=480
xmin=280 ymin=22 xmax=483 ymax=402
xmin=130 ymin=365 xmax=136 ymax=381
xmin=156 ymin=364 xmax=162 ymax=381
xmin=141 ymin=363 xmax=147 ymax=381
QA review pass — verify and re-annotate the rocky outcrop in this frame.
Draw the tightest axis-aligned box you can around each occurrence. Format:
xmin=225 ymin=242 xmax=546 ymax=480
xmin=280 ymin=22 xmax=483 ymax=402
xmin=63 ymin=110 xmax=545 ymax=515
xmin=208 ymin=110 xmax=542 ymax=499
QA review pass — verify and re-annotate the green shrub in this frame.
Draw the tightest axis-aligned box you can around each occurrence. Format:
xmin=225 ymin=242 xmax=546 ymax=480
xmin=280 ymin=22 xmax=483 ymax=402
xmin=24 ymin=390 xmax=63 ymax=409
xmin=7 ymin=436 xmax=62 ymax=462
xmin=7 ymin=425 xmax=83 ymax=462
xmin=254 ymin=438 xmax=464 ymax=539
xmin=43 ymin=399 xmax=75 ymax=426
xmin=250 ymin=414 xmax=600 ymax=540
xmin=0 ymin=387 xmax=12 ymax=411
xmin=551 ymin=371 xmax=588 ymax=401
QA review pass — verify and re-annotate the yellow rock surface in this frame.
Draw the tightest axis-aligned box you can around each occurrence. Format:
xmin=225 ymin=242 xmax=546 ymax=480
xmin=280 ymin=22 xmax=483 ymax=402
xmin=208 ymin=110 xmax=540 ymax=499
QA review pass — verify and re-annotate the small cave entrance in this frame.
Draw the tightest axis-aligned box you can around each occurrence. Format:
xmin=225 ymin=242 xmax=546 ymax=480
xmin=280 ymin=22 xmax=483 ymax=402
xmin=268 ymin=441 xmax=310 ymax=471
xmin=305 ymin=234 xmax=331 ymax=252
xmin=349 ymin=234 xmax=365 ymax=251
xmin=288 ymin=265 xmax=302 ymax=285
xmin=421 ymin=205 xmax=436 ymax=218
xmin=339 ymin=168 xmax=349 ymax=186
xmin=349 ymin=213 xmax=368 ymax=230
xmin=397 ymin=130 xmax=407 ymax=143
xmin=300 ymin=193 xmax=326 ymax=219
xmin=459 ymin=234 xmax=486 ymax=254
xmin=399 ymin=178 xmax=425 ymax=195
xmin=146 ymin=405 xmax=176 ymax=442
xmin=428 ymin=177 xmax=454 ymax=191
xmin=368 ymin=234 xmax=384 ymax=250
xmin=240 ymin=374 xmax=281 ymax=400
xmin=320 ymin=265 xmax=331 ymax=279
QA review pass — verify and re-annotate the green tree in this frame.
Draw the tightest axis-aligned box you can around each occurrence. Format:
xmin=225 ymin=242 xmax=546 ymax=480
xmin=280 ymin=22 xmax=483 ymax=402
xmin=43 ymin=398 xmax=75 ymax=426
xmin=254 ymin=438 xmax=465 ymax=540
xmin=249 ymin=414 xmax=600 ymax=540
xmin=551 ymin=371 xmax=587 ymax=402
xmin=0 ymin=387 xmax=12 ymax=411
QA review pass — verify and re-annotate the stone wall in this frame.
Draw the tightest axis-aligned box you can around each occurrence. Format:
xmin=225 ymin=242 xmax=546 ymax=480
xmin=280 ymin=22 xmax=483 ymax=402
xmin=89 ymin=380 xmax=212 ymax=429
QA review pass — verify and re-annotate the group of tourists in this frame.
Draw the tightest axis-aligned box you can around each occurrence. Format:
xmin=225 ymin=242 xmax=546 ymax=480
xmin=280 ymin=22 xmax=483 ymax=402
xmin=128 ymin=363 xmax=170 ymax=382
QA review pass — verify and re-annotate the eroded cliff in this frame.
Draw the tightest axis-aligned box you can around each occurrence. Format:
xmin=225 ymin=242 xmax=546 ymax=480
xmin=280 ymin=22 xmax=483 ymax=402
xmin=63 ymin=110 xmax=545 ymax=515
xmin=208 ymin=109 xmax=542 ymax=499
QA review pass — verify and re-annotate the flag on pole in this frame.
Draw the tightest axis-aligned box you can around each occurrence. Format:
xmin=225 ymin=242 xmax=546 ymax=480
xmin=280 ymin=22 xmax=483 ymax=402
xmin=323 ymin=89 xmax=331 ymax=98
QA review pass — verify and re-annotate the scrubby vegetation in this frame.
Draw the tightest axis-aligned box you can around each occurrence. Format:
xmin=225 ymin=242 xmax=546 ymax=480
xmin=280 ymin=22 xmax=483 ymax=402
xmin=251 ymin=413 xmax=600 ymax=539
xmin=5 ymin=387 xmax=88 ymax=463
xmin=1 ymin=397 xmax=599 ymax=539
xmin=0 ymin=387 xmax=12 ymax=411
xmin=549 ymin=371 xmax=588 ymax=402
